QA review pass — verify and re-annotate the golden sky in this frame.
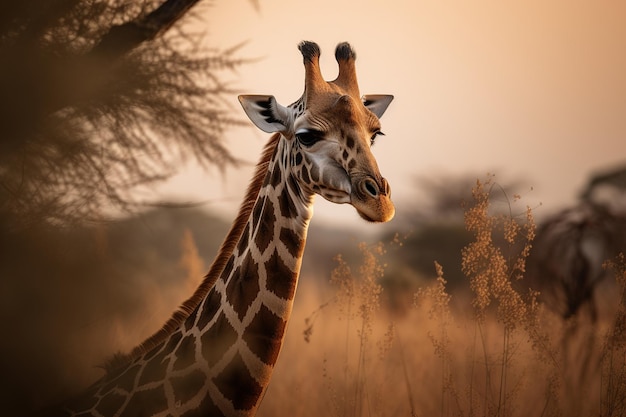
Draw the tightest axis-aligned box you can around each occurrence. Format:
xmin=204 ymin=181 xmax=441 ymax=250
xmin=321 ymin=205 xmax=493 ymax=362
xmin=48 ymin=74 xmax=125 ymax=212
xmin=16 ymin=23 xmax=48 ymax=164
xmin=159 ymin=0 xmax=626 ymax=228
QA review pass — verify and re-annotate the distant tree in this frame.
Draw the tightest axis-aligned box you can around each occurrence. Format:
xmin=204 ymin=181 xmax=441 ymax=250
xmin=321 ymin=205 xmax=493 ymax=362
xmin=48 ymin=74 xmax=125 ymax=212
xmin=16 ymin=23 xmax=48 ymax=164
xmin=526 ymin=165 xmax=626 ymax=321
xmin=0 ymin=0 xmax=245 ymax=228
xmin=405 ymin=174 xmax=526 ymax=224
xmin=388 ymin=174 xmax=525 ymax=291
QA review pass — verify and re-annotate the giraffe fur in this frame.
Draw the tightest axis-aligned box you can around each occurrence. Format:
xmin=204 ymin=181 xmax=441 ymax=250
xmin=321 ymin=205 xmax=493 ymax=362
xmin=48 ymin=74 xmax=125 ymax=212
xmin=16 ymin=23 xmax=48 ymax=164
xmin=39 ymin=41 xmax=394 ymax=417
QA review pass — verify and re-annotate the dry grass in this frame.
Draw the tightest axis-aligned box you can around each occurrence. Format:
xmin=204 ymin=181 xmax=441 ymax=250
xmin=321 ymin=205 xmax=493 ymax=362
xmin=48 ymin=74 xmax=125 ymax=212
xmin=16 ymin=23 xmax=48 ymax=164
xmin=257 ymin=176 xmax=626 ymax=417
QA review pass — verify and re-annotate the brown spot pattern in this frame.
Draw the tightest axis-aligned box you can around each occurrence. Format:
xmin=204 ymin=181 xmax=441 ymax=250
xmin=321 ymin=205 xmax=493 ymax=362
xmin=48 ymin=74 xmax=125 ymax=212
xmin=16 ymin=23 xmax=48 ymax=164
xmin=301 ymin=165 xmax=310 ymax=183
xmin=278 ymin=186 xmax=298 ymax=219
xmin=171 ymin=369 xmax=207 ymax=404
xmin=164 ymin=331 xmax=184 ymax=357
xmin=198 ymin=289 xmax=221 ymax=331
xmin=172 ymin=334 xmax=197 ymax=371
xmin=220 ymin=255 xmax=235 ymax=285
xmin=184 ymin=307 xmax=197 ymax=332
xmin=279 ymin=227 xmax=302 ymax=258
xmin=242 ymin=304 xmax=286 ymax=366
xmin=226 ymin=254 xmax=260 ymax=321
xmin=201 ymin=312 xmax=238 ymax=367
xmin=237 ymin=223 xmax=250 ymax=255
xmin=213 ymin=352 xmax=262 ymax=411
xmin=270 ymin=161 xmax=282 ymax=185
xmin=288 ymin=175 xmax=300 ymax=196
xmin=139 ymin=348 xmax=169 ymax=385
xmin=265 ymin=249 xmax=297 ymax=300
xmin=254 ymin=199 xmax=276 ymax=253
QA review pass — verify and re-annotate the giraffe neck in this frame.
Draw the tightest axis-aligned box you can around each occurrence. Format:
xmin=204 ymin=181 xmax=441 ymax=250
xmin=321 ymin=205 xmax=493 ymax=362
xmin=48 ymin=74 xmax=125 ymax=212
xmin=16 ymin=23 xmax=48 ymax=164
xmin=55 ymin=133 xmax=315 ymax=417
xmin=195 ymin=135 xmax=313 ymax=413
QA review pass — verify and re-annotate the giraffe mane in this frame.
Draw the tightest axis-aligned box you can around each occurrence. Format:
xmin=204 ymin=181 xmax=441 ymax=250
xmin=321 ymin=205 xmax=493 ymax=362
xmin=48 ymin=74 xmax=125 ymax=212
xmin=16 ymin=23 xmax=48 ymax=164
xmin=105 ymin=133 xmax=282 ymax=373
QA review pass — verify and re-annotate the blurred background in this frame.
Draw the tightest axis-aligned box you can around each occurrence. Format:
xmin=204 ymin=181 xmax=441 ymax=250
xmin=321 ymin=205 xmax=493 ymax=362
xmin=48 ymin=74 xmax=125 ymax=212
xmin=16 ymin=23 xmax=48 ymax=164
xmin=0 ymin=0 xmax=625 ymax=415
xmin=159 ymin=0 xmax=626 ymax=228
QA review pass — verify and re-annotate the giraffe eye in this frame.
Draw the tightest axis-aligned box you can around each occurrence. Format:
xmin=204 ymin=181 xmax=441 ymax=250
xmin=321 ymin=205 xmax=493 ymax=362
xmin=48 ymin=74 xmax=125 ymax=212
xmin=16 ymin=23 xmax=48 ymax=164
xmin=295 ymin=129 xmax=324 ymax=147
xmin=370 ymin=131 xmax=385 ymax=146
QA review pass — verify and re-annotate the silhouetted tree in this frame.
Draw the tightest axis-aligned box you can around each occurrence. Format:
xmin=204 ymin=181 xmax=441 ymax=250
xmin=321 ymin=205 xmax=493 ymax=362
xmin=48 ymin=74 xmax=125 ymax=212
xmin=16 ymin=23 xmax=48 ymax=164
xmin=0 ymin=0 xmax=244 ymax=228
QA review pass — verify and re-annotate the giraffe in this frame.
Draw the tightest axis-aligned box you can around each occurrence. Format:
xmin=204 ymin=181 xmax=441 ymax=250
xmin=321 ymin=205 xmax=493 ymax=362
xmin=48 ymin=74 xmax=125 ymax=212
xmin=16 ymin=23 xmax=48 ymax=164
xmin=39 ymin=41 xmax=394 ymax=417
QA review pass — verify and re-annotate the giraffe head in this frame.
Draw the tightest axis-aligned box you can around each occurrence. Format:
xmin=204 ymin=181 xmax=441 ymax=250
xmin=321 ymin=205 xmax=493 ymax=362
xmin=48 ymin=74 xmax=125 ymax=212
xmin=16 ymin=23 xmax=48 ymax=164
xmin=239 ymin=41 xmax=394 ymax=223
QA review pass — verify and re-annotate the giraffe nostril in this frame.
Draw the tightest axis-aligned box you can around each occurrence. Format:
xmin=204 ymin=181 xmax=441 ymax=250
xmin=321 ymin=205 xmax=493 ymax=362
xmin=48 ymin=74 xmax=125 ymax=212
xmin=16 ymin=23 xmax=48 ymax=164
xmin=382 ymin=178 xmax=391 ymax=197
xmin=361 ymin=178 xmax=379 ymax=198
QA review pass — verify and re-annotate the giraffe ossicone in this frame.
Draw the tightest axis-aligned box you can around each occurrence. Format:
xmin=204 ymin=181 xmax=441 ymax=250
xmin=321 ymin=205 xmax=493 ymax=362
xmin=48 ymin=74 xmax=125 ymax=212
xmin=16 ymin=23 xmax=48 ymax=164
xmin=44 ymin=40 xmax=394 ymax=417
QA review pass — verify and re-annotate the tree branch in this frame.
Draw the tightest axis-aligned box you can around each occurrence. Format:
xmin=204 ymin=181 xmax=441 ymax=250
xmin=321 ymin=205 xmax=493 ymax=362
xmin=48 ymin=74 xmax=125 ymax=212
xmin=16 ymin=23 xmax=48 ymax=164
xmin=91 ymin=0 xmax=202 ymax=57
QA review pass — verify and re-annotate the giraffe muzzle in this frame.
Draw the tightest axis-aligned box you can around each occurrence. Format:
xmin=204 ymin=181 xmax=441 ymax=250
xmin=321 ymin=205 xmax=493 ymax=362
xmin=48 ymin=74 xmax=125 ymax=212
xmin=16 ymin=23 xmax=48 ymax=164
xmin=352 ymin=176 xmax=394 ymax=223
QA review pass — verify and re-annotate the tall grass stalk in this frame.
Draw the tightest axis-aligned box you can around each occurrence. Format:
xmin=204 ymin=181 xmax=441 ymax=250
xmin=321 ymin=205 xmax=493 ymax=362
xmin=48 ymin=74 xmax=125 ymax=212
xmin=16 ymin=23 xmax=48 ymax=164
xmin=395 ymin=328 xmax=418 ymax=417
xmin=415 ymin=261 xmax=455 ymax=416
xmin=326 ymin=242 xmax=389 ymax=417
xmin=457 ymin=176 xmax=537 ymax=416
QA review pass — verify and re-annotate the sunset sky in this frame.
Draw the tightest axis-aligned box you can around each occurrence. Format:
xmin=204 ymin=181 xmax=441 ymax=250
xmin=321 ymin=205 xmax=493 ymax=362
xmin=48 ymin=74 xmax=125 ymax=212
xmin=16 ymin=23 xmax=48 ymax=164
xmin=158 ymin=0 xmax=626 ymax=228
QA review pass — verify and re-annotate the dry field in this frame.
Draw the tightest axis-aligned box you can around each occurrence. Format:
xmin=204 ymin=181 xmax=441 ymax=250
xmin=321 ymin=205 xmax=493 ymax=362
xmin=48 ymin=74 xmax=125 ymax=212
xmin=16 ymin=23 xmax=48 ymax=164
xmin=258 ymin=178 xmax=626 ymax=417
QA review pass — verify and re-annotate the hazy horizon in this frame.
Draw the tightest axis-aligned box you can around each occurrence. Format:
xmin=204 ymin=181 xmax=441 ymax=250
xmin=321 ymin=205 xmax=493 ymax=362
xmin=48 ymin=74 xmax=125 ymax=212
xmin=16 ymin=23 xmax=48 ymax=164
xmin=155 ymin=0 xmax=626 ymax=228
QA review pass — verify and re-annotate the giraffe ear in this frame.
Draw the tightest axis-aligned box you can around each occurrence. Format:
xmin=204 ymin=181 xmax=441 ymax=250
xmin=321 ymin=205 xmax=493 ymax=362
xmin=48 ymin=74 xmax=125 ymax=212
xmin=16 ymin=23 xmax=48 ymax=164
xmin=238 ymin=95 xmax=291 ymax=133
xmin=362 ymin=94 xmax=394 ymax=118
